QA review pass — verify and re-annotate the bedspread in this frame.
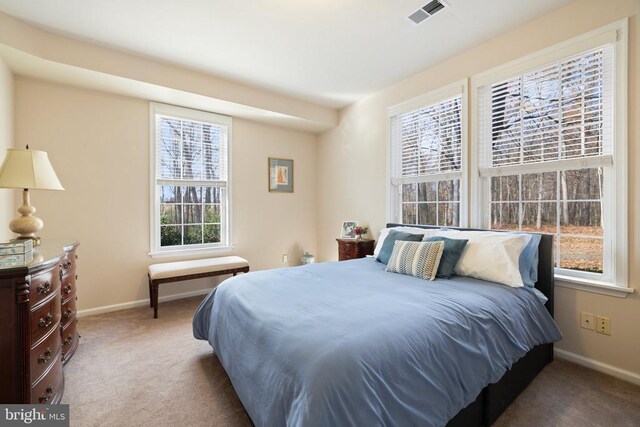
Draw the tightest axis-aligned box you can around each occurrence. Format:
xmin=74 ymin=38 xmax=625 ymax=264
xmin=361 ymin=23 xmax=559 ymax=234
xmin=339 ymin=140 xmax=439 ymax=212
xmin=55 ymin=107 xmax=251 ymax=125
xmin=193 ymin=257 xmax=561 ymax=427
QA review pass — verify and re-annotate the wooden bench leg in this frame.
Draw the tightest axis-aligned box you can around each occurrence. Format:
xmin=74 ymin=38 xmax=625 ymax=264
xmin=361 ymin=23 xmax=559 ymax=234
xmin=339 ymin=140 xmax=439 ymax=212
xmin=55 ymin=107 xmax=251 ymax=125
xmin=148 ymin=274 xmax=153 ymax=308
xmin=152 ymin=282 xmax=159 ymax=319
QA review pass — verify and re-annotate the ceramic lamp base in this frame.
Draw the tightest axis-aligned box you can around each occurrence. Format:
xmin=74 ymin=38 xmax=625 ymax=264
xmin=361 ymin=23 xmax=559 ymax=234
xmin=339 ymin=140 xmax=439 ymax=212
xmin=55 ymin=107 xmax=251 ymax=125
xmin=9 ymin=189 xmax=44 ymax=244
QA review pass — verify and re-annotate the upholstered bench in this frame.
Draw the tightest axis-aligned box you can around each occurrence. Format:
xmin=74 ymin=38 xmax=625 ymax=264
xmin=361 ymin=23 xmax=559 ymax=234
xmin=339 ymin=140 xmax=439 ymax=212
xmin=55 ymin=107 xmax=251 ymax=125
xmin=147 ymin=256 xmax=250 ymax=318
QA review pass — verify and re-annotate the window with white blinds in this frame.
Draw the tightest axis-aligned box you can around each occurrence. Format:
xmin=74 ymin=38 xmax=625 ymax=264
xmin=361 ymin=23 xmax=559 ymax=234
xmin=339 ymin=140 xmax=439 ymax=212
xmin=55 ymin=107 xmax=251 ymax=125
xmin=474 ymin=20 xmax=627 ymax=289
xmin=478 ymin=46 xmax=613 ymax=176
xmin=389 ymin=82 xmax=467 ymax=227
xmin=150 ymin=103 xmax=231 ymax=255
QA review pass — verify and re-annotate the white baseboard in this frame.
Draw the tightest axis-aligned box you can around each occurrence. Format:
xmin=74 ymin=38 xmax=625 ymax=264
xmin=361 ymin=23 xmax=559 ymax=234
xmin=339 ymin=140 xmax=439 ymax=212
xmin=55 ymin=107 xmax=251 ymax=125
xmin=76 ymin=288 xmax=213 ymax=318
xmin=554 ymin=348 xmax=640 ymax=386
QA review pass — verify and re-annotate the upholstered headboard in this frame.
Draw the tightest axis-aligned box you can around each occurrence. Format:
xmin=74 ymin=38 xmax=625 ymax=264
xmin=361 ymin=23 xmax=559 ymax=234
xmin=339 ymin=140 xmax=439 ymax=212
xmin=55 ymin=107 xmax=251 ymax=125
xmin=385 ymin=224 xmax=555 ymax=317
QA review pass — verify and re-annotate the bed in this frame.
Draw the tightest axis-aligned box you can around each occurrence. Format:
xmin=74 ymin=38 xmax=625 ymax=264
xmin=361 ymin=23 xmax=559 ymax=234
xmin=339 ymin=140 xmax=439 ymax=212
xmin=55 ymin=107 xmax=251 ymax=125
xmin=193 ymin=225 xmax=562 ymax=426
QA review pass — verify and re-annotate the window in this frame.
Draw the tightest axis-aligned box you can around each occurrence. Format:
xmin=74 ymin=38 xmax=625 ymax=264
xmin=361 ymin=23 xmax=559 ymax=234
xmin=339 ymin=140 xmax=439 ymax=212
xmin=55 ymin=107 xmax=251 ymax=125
xmin=150 ymin=103 xmax=231 ymax=256
xmin=473 ymin=20 xmax=627 ymax=288
xmin=388 ymin=82 xmax=468 ymax=227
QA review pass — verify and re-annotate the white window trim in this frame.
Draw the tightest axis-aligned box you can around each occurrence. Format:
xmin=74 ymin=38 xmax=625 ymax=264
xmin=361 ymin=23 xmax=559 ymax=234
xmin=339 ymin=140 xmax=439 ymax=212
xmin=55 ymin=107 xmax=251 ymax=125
xmin=149 ymin=102 xmax=233 ymax=258
xmin=470 ymin=19 xmax=631 ymax=295
xmin=387 ymin=80 xmax=469 ymax=226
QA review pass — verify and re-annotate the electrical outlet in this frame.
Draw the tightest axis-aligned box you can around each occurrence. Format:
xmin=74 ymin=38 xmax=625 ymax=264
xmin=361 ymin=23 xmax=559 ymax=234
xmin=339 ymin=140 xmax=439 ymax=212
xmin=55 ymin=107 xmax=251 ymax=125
xmin=282 ymin=253 xmax=288 ymax=263
xmin=580 ymin=312 xmax=595 ymax=330
xmin=596 ymin=315 xmax=611 ymax=335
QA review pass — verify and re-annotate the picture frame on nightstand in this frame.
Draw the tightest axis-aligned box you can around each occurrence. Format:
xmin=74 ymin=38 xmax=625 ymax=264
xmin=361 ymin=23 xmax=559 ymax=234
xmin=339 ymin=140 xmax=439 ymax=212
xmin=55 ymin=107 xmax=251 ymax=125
xmin=340 ymin=221 xmax=358 ymax=239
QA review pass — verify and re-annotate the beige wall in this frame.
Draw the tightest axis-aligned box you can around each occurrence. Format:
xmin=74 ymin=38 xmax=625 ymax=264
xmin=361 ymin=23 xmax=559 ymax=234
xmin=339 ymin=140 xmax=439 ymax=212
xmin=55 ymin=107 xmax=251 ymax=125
xmin=0 ymin=58 xmax=12 ymax=241
xmin=317 ymin=0 xmax=640 ymax=377
xmin=14 ymin=77 xmax=318 ymax=313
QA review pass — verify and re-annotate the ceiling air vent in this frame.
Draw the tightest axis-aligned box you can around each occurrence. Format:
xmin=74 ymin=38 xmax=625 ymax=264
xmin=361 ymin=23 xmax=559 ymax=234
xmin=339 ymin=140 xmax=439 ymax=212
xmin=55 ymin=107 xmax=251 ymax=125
xmin=407 ymin=0 xmax=448 ymax=25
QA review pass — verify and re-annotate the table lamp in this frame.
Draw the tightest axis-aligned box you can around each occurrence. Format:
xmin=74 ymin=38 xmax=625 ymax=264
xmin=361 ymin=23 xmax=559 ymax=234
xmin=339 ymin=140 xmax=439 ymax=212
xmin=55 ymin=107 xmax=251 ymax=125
xmin=0 ymin=146 xmax=64 ymax=243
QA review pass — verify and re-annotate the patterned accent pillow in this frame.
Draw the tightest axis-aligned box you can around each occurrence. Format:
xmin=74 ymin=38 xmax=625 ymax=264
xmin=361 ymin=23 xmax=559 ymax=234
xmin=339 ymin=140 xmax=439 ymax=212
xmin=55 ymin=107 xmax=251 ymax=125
xmin=385 ymin=241 xmax=445 ymax=281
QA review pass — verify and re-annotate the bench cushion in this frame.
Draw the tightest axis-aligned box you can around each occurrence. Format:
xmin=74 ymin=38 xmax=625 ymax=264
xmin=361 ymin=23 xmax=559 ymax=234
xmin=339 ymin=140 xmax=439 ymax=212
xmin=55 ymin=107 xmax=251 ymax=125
xmin=148 ymin=256 xmax=249 ymax=280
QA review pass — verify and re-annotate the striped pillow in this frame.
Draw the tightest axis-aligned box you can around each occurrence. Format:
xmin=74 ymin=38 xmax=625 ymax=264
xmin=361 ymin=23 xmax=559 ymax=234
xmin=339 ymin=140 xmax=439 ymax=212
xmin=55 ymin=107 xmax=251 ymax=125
xmin=385 ymin=241 xmax=445 ymax=281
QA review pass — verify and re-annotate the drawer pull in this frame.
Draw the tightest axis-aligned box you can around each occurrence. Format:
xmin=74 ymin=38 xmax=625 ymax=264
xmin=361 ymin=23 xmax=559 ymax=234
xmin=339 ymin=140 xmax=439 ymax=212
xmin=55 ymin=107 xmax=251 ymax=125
xmin=62 ymin=261 xmax=72 ymax=269
xmin=37 ymin=281 xmax=52 ymax=295
xmin=63 ymin=284 xmax=73 ymax=294
xmin=63 ymin=309 xmax=73 ymax=319
xmin=38 ymin=347 xmax=52 ymax=364
xmin=63 ymin=335 xmax=74 ymax=346
xmin=38 ymin=313 xmax=53 ymax=329
xmin=75 ymin=274 xmax=78 ymax=280
xmin=39 ymin=386 xmax=53 ymax=403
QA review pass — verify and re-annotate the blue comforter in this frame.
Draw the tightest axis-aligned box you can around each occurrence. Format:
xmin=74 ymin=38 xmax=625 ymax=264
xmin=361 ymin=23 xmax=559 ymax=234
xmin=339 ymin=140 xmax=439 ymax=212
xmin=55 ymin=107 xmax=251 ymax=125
xmin=193 ymin=257 xmax=562 ymax=427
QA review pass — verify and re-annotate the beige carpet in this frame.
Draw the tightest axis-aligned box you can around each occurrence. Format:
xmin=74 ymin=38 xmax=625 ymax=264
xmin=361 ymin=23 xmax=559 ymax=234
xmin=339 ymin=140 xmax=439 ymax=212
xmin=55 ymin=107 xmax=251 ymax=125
xmin=62 ymin=297 xmax=640 ymax=427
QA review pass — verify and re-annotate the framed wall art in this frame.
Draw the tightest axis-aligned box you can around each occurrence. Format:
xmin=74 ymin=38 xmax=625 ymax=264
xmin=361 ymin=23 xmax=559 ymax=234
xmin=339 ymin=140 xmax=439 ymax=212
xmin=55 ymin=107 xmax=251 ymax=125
xmin=268 ymin=158 xmax=294 ymax=193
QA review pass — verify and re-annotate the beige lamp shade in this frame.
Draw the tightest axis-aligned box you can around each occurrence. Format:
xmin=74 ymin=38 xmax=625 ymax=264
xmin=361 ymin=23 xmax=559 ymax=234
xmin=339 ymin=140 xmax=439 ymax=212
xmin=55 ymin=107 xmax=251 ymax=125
xmin=0 ymin=148 xmax=64 ymax=190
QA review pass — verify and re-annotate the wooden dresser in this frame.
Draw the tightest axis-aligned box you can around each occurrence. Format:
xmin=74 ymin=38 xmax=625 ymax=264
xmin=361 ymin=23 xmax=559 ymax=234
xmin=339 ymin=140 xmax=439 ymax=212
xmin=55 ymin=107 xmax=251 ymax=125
xmin=336 ymin=238 xmax=375 ymax=261
xmin=0 ymin=240 xmax=79 ymax=404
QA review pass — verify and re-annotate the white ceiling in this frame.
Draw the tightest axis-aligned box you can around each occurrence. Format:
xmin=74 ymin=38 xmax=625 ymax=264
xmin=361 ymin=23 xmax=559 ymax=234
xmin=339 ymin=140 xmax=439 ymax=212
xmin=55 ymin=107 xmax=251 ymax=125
xmin=0 ymin=0 xmax=571 ymax=108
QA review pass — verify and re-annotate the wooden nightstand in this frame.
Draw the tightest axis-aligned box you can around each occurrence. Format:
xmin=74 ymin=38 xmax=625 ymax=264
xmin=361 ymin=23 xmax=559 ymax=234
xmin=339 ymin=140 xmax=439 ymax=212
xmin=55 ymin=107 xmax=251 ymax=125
xmin=336 ymin=239 xmax=375 ymax=261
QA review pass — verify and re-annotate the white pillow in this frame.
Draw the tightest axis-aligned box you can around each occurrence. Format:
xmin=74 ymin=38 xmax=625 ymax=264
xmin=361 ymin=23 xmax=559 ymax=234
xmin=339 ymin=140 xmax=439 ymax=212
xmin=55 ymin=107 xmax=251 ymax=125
xmin=434 ymin=230 xmax=530 ymax=287
xmin=373 ymin=227 xmax=438 ymax=258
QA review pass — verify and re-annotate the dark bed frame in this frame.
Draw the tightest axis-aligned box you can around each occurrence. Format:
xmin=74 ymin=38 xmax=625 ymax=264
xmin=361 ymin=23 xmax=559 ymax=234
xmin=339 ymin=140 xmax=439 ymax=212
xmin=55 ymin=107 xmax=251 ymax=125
xmin=386 ymin=224 xmax=555 ymax=427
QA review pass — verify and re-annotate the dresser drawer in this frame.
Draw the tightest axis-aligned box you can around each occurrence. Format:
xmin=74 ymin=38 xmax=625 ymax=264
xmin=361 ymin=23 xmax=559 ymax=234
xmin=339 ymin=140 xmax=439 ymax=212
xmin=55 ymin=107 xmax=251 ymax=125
xmin=61 ymin=296 xmax=77 ymax=328
xmin=31 ymin=353 xmax=63 ymax=404
xmin=30 ymin=293 xmax=61 ymax=346
xmin=29 ymin=326 xmax=62 ymax=386
xmin=60 ymin=250 xmax=77 ymax=277
xmin=29 ymin=266 xmax=61 ymax=308
xmin=62 ymin=318 xmax=79 ymax=363
xmin=61 ymin=273 xmax=77 ymax=302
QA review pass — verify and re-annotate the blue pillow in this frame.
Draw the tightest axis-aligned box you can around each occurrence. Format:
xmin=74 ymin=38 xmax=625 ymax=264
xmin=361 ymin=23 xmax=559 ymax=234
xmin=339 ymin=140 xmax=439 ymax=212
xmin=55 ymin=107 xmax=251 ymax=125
xmin=512 ymin=232 xmax=541 ymax=287
xmin=422 ymin=236 xmax=468 ymax=279
xmin=376 ymin=230 xmax=423 ymax=265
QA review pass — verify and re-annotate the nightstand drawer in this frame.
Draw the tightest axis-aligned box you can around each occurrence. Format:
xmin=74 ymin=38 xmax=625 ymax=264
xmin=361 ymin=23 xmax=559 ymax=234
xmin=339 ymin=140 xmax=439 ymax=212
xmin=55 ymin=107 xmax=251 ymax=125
xmin=30 ymin=293 xmax=61 ymax=346
xmin=29 ymin=266 xmax=61 ymax=308
xmin=336 ymin=239 xmax=375 ymax=261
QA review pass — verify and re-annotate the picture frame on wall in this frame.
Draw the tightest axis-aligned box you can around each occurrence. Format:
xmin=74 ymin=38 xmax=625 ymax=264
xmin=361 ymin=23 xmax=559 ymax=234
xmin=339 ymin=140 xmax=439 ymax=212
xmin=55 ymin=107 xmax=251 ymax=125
xmin=268 ymin=158 xmax=294 ymax=193
xmin=340 ymin=221 xmax=358 ymax=239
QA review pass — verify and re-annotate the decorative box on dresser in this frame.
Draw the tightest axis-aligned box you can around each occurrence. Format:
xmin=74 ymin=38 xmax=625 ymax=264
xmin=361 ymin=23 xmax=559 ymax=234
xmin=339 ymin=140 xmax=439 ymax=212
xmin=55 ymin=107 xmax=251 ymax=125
xmin=336 ymin=238 xmax=375 ymax=261
xmin=0 ymin=240 xmax=79 ymax=404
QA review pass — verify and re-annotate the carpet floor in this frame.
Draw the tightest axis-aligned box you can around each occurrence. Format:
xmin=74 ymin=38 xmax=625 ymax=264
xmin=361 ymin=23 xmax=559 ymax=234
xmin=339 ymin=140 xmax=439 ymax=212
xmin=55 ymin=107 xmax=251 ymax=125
xmin=62 ymin=296 xmax=640 ymax=427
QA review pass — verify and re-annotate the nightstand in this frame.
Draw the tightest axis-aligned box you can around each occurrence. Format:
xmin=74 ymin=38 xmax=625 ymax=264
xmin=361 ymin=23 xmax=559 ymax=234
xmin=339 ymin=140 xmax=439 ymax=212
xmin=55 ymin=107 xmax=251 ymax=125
xmin=336 ymin=239 xmax=375 ymax=261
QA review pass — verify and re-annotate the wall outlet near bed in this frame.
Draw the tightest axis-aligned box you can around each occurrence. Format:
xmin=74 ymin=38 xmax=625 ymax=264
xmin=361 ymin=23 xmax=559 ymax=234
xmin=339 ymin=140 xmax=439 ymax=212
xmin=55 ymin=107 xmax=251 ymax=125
xmin=596 ymin=316 xmax=611 ymax=335
xmin=282 ymin=253 xmax=288 ymax=263
xmin=580 ymin=312 xmax=596 ymax=331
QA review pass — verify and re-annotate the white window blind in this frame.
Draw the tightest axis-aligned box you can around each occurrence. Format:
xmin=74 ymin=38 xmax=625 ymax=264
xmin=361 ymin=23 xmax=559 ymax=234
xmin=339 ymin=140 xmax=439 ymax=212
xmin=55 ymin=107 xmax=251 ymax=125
xmin=156 ymin=115 xmax=228 ymax=186
xmin=478 ymin=46 xmax=614 ymax=177
xmin=391 ymin=95 xmax=463 ymax=185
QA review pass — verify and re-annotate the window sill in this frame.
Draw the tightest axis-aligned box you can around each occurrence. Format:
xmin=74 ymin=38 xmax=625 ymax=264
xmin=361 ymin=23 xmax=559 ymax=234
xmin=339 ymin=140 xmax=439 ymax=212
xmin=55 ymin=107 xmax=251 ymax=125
xmin=149 ymin=245 xmax=234 ymax=259
xmin=555 ymin=274 xmax=635 ymax=298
